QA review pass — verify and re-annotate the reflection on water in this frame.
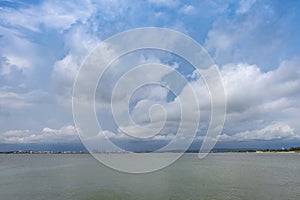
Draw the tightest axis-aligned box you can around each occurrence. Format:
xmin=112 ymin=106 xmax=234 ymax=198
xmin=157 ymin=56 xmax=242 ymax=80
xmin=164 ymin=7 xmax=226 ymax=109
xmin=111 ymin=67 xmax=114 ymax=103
xmin=0 ymin=153 xmax=300 ymax=200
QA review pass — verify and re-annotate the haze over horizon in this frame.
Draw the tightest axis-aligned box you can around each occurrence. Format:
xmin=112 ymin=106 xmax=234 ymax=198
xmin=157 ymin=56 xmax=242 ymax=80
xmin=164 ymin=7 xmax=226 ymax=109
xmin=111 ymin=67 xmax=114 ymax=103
xmin=1 ymin=0 xmax=300 ymax=152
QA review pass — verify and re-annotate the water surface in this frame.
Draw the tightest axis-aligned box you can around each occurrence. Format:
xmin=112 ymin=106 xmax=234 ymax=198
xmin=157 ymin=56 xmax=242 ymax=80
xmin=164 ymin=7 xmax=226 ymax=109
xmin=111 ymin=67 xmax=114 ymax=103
xmin=0 ymin=153 xmax=299 ymax=200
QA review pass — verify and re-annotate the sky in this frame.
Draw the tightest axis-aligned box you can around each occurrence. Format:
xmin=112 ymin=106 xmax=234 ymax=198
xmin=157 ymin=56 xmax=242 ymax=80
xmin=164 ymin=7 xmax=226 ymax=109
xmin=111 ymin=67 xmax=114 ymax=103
xmin=0 ymin=0 xmax=300 ymax=152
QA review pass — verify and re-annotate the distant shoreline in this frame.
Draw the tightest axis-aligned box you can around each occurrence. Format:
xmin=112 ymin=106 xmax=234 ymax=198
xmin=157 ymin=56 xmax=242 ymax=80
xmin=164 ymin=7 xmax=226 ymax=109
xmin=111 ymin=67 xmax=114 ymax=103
xmin=1 ymin=148 xmax=299 ymax=155
xmin=0 ymin=150 xmax=88 ymax=154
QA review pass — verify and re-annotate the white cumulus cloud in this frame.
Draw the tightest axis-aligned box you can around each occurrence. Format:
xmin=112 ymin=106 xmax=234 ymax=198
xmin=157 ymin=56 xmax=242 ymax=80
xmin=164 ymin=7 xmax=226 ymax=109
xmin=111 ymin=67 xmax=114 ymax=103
xmin=220 ymin=122 xmax=299 ymax=141
xmin=0 ymin=125 xmax=79 ymax=144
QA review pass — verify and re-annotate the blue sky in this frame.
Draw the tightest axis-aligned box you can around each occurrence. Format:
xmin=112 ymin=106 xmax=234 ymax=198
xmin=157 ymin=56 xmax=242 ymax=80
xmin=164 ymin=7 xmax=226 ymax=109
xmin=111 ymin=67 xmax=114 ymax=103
xmin=0 ymin=0 xmax=300 ymax=151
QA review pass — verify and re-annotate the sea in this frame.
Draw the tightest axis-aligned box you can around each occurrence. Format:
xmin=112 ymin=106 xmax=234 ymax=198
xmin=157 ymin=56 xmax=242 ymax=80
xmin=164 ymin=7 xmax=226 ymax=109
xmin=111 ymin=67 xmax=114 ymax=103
xmin=0 ymin=153 xmax=299 ymax=200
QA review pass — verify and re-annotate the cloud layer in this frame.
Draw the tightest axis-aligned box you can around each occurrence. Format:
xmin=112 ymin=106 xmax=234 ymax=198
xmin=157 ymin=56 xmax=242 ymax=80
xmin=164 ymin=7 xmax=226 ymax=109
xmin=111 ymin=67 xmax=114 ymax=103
xmin=0 ymin=125 xmax=79 ymax=144
xmin=0 ymin=0 xmax=299 ymax=150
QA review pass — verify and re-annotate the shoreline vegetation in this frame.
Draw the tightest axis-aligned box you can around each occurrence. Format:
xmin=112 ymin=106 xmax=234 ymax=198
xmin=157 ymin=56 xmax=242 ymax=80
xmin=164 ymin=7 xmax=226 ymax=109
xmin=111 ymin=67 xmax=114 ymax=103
xmin=0 ymin=147 xmax=299 ymax=154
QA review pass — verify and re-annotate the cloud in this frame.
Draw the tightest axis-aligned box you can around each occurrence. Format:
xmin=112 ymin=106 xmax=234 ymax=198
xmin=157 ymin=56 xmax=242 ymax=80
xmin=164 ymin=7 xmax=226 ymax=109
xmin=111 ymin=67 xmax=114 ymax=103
xmin=0 ymin=56 xmax=14 ymax=76
xmin=0 ymin=1 xmax=93 ymax=76
xmin=1 ymin=1 xmax=300 ymax=149
xmin=148 ymin=0 xmax=179 ymax=8
xmin=236 ymin=0 xmax=256 ymax=14
xmin=51 ymin=18 xmax=100 ymax=108
xmin=179 ymin=5 xmax=196 ymax=15
xmin=0 ymin=87 xmax=49 ymax=108
xmin=205 ymin=1 xmax=300 ymax=69
xmin=220 ymin=122 xmax=299 ymax=141
xmin=0 ymin=125 xmax=79 ymax=144
xmin=1 ymin=0 xmax=194 ymax=105
xmin=51 ymin=54 xmax=80 ymax=108
xmin=221 ymin=59 xmax=300 ymax=121
xmin=0 ymin=1 xmax=92 ymax=32
xmin=0 ymin=30 xmax=39 ymax=76
xmin=102 ymin=58 xmax=300 ymax=143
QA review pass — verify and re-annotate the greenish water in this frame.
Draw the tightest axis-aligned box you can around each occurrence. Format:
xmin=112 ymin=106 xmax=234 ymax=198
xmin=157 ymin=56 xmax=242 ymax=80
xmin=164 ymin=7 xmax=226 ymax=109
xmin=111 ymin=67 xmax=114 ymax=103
xmin=0 ymin=153 xmax=300 ymax=200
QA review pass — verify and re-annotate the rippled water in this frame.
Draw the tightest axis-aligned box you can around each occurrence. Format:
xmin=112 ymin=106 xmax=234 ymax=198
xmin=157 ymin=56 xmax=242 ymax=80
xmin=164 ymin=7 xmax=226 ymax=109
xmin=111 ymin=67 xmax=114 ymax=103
xmin=0 ymin=153 xmax=299 ymax=200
